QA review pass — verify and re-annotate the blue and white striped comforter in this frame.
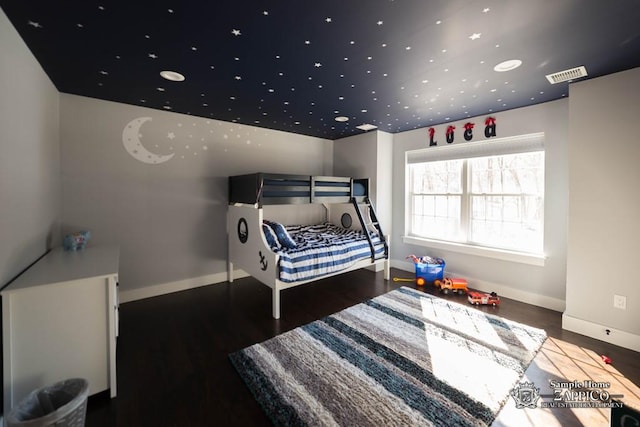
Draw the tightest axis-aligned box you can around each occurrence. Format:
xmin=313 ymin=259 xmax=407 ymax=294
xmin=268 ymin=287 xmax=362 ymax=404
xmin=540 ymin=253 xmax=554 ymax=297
xmin=278 ymin=223 xmax=386 ymax=283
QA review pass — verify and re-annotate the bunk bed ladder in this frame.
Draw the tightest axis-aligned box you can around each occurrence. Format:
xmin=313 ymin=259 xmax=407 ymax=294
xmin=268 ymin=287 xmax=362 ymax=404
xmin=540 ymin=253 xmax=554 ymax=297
xmin=352 ymin=197 xmax=389 ymax=262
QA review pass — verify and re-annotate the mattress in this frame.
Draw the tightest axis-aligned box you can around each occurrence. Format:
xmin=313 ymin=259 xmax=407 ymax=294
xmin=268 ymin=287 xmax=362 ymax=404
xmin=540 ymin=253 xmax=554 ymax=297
xmin=276 ymin=223 xmax=386 ymax=283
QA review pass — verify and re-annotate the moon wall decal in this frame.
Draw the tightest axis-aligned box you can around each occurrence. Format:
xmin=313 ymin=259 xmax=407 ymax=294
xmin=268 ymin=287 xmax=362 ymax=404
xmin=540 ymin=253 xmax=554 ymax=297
xmin=122 ymin=117 xmax=175 ymax=164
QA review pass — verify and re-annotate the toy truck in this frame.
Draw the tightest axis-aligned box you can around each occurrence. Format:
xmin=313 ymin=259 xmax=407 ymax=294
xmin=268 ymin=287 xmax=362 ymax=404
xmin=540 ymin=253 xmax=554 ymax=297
xmin=433 ymin=277 xmax=468 ymax=295
xmin=467 ymin=291 xmax=500 ymax=306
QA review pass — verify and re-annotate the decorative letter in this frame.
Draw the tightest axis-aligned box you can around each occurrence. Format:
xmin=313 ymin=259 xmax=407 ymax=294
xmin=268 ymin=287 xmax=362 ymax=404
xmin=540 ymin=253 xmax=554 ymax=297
xmin=446 ymin=126 xmax=455 ymax=144
xmin=463 ymin=122 xmax=475 ymax=141
xmin=428 ymin=127 xmax=437 ymax=146
xmin=484 ymin=117 xmax=497 ymax=138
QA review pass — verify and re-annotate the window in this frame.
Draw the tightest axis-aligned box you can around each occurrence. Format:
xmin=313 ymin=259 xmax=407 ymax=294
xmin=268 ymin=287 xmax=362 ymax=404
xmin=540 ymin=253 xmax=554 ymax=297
xmin=406 ymin=133 xmax=544 ymax=255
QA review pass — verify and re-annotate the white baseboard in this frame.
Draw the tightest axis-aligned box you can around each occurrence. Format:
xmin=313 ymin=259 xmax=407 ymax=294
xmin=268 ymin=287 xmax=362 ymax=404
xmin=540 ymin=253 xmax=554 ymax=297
xmin=121 ymin=260 xmax=565 ymax=313
xmin=562 ymin=314 xmax=640 ymax=353
xmin=119 ymin=270 xmax=249 ymax=303
xmin=390 ymin=260 xmax=565 ymax=312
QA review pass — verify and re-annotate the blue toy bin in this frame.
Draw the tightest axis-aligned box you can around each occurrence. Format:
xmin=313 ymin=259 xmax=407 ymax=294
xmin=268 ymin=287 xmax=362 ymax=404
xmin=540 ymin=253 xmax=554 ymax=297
xmin=415 ymin=259 xmax=445 ymax=282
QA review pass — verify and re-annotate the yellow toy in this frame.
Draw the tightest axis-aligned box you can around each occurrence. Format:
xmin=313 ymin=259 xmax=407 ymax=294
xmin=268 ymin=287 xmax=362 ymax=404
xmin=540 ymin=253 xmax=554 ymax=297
xmin=392 ymin=277 xmax=426 ymax=286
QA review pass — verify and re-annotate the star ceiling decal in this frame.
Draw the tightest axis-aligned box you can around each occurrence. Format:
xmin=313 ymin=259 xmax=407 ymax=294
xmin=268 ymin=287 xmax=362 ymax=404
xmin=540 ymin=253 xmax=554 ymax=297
xmin=7 ymin=0 xmax=638 ymax=140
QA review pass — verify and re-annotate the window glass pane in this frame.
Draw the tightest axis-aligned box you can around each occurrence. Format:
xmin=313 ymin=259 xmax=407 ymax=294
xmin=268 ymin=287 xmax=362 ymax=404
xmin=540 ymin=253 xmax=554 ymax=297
xmin=467 ymin=152 xmax=543 ymax=252
xmin=470 ymin=152 xmax=543 ymax=195
xmin=503 ymin=196 xmax=520 ymax=222
xmin=409 ymin=161 xmax=463 ymax=241
xmin=410 ymin=161 xmax=462 ymax=194
xmin=407 ymin=146 xmax=543 ymax=254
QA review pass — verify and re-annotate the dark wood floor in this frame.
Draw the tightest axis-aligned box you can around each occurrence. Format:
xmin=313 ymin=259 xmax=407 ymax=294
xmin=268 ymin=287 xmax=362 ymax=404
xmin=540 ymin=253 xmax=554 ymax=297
xmin=86 ymin=268 xmax=640 ymax=426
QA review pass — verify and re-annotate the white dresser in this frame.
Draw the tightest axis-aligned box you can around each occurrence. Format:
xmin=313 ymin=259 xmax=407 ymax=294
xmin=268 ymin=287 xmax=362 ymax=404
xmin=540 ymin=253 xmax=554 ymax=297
xmin=1 ymin=245 xmax=119 ymax=415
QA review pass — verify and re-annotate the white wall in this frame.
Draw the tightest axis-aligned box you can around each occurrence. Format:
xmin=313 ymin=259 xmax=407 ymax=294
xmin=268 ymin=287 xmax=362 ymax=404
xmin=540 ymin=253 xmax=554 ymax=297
xmin=564 ymin=67 xmax=640 ymax=351
xmin=376 ymin=131 xmax=393 ymax=238
xmin=391 ymin=100 xmax=569 ymax=310
xmin=0 ymin=8 xmax=61 ymax=288
xmin=333 ymin=130 xmax=393 ymax=234
xmin=59 ymin=94 xmax=333 ymax=300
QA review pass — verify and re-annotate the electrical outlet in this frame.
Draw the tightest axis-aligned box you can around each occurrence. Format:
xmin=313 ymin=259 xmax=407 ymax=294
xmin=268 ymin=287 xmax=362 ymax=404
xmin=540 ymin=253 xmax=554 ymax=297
xmin=613 ymin=294 xmax=627 ymax=310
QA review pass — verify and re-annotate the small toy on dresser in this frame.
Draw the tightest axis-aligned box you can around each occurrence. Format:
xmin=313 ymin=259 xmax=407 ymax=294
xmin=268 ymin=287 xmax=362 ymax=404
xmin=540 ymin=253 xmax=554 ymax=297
xmin=63 ymin=230 xmax=91 ymax=251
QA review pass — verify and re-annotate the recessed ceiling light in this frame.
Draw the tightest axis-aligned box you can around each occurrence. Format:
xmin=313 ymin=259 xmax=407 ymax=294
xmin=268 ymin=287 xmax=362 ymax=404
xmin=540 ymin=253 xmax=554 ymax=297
xmin=335 ymin=116 xmax=349 ymax=122
xmin=356 ymin=124 xmax=377 ymax=131
xmin=493 ymin=59 xmax=522 ymax=72
xmin=160 ymin=70 xmax=185 ymax=81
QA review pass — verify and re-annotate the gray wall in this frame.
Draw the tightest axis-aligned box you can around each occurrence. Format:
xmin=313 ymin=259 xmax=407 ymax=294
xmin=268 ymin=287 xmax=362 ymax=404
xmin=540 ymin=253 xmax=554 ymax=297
xmin=59 ymin=94 xmax=333 ymax=294
xmin=391 ymin=100 xmax=569 ymax=310
xmin=565 ymin=67 xmax=640 ymax=341
xmin=0 ymin=8 xmax=61 ymax=288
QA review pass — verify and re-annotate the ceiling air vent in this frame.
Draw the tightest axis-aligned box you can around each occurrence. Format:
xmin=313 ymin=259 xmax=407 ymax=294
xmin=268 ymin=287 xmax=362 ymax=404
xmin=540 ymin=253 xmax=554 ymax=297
xmin=545 ymin=66 xmax=588 ymax=84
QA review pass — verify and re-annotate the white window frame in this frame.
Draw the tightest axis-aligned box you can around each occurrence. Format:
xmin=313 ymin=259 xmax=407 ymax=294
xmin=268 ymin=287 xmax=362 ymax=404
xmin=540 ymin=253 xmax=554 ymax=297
xmin=403 ymin=133 xmax=546 ymax=266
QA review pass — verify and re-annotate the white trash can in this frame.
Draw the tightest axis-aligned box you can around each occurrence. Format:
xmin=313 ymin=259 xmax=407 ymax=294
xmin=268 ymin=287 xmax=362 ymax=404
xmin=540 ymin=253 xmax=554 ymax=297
xmin=6 ymin=378 xmax=89 ymax=427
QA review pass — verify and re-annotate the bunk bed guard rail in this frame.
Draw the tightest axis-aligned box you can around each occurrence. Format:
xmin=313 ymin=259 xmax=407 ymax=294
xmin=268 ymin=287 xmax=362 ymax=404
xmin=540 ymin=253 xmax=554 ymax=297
xmin=228 ymin=173 xmax=369 ymax=207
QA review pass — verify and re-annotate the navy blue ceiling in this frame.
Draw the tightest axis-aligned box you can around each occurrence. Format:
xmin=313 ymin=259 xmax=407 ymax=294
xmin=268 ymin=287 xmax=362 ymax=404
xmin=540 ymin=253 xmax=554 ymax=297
xmin=2 ymin=1 xmax=640 ymax=140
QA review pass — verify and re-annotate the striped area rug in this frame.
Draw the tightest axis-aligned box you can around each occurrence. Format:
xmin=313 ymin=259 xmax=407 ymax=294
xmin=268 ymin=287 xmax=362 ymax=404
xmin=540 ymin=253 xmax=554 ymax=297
xmin=229 ymin=287 xmax=547 ymax=426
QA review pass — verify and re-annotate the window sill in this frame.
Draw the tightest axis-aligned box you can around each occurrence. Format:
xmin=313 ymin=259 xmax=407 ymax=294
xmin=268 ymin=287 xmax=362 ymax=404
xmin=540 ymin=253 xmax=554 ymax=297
xmin=401 ymin=235 xmax=546 ymax=266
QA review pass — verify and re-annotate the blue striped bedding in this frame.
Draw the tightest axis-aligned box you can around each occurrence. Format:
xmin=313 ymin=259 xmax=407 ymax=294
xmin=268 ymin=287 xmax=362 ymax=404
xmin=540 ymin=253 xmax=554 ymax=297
xmin=275 ymin=223 xmax=385 ymax=283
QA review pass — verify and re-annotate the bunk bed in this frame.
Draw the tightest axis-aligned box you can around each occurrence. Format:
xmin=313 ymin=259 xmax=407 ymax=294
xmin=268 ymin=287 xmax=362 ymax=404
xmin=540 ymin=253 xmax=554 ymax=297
xmin=228 ymin=173 xmax=390 ymax=319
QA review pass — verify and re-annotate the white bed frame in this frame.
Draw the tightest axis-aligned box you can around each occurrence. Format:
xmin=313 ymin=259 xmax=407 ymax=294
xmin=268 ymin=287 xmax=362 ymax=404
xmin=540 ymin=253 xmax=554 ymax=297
xmin=227 ymin=174 xmax=390 ymax=319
